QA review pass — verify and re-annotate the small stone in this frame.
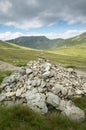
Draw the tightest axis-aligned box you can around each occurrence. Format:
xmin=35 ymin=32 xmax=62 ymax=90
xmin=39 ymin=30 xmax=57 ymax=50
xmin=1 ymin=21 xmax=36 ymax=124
xmin=40 ymin=80 xmax=46 ymax=88
xmin=26 ymin=85 xmax=32 ymax=90
xmin=52 ymin=84 xmax=63 ymax=94
xmin=6 ymin=92 xmax=15 ymax=97
xmin=61 ymin=87 xmax=68 ymax=95
xmin=75 ymin=89 xmax=84 ymax=95
xmin=44 ymin=62 xmax=51 ymax=71
xmin=19 ymin=68 xmax=26 ymax=75
xmin=42 ymin=71 xmax=50 ymax=78
xmin=16 ymin=87 xmax=24 ymax=97
xmin=26 ymin=69 xmax=32 ymax=75
xmin=26 ymin=79 xmax=32 ymax=85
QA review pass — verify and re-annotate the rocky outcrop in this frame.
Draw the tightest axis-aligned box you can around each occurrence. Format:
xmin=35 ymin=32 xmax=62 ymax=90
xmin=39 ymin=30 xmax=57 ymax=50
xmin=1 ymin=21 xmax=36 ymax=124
xmin=0 ymin=58 xmax=86 ymax=121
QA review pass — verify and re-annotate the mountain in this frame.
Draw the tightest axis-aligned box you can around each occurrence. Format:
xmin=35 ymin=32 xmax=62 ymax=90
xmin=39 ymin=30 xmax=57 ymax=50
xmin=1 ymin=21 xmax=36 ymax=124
xmin=6 ymin=32 xmax=86 ymax=50
xmin=58 ymin=32 xmax=86 ymax=47
xmin=6 ymin=36 xmax=64 ymax=49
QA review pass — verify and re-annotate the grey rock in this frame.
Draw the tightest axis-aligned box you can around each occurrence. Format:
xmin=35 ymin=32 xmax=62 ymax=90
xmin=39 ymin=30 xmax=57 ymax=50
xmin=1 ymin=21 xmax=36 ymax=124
xmin=26 ymin=85 xmax=33 ymax=90
xmin=6 ymin=92 xmax=15 ymax=97
xmin=52 ymin=84 xmax=63 ymax=94
xmin=63 ymin=102 xmax=85 ymax=121
xmin=2 ymin=75 xmax=16 ymax=83
xmin=25 ymin=88 xmax=38 ymax=100
xmin=0 ymin=83 xmax=9 ymax=89
xmin=16 ymin=87 xmax=25 ymax=97
xmin=61 ymin=87 xmax=68 ymax=96
xmin=40 ymin=80 xmax=46 ymax=88
xmin=19 ymin=68 xmax=26 ymax=75
xmin=57 ymin=99 xmax=68 ymax=111
xmin=75 ymin=89 xmax=84 ymax=95
xmin=26 ymin=89 xmax=47 ymax=113
xmin=26 ymin=69 xmax=32 ymax=75
xmin=42 ymin=71 xmax=50 ymax=78
xmin=44 ymin=62 xmax=51 ymax=71
xmin=0 ymin=94 xmax=6 ymax=101
xmin=46 ymin=92 xmax=61 ymax=107
xmin=5 ymin=84 xmax=15 ymax=92
xmin=26 ymin=79 xmax=32 ymax=85
xmin=67 ymin=88 xmax=75 ymax=98
xmin=0 ymin=59 xmax=85 ymax=120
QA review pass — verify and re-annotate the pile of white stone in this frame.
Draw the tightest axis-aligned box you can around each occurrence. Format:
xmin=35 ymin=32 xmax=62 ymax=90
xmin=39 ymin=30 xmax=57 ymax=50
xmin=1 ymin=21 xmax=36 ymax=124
xmin=0 ymin=58 xmax=86 ymax=121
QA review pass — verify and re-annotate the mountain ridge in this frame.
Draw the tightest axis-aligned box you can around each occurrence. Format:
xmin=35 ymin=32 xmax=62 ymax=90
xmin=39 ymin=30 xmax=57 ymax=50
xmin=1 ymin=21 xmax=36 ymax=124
xmin=6 ymin=36 xmax=64 ymax=49
xmin=6 ymin=32 xmax=86 ymax=50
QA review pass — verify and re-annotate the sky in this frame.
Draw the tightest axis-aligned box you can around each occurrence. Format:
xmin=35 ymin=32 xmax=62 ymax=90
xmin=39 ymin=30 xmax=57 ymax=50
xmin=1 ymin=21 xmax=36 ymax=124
xmin=0 ymin=0 xmax=86 ymax=40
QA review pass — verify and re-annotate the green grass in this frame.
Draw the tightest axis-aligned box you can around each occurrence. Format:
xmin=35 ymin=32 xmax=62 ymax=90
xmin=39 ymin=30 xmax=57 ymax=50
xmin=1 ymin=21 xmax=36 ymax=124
xmin=48 ymin=44 xmax=86 ymax=70
xmin=0 ymin=41 xmax=86 ymax=70
xmin=0 ymin=41 xmax=86 ymax=130
xmin=0 ymin=105 xmax=49 ymax=130
xmin=50 ymin=45 xmax=86 ymax=58
xmin=0 ymin=105 xmax=86 ymax=130
xmin=72 ymin=97 xmax=86 ymax=114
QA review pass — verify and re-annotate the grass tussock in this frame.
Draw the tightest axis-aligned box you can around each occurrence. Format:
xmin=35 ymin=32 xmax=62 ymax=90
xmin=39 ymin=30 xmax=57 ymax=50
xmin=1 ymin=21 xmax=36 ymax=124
xmin=72 ymin=97 xmax=86 ymax=113
xmin=0 ymin=105 xmax=49 ymax=130
xmin=0 ymin=105 xmax=86 ymax=130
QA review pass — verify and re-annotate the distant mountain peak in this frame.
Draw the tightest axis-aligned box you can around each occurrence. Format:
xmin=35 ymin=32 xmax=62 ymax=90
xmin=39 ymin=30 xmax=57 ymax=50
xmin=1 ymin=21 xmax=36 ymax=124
xmin=6 ymin=36 xmax=64 ymax=50
xmin=6 ymin=32 xmax=86 ymax=50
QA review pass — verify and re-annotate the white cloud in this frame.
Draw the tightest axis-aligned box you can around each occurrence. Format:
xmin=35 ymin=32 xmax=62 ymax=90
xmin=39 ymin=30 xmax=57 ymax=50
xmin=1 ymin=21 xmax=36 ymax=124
xmin=0 ymin=30 xmax=86 ymax=41
xmin=0 ymin=0 xmax=12 ymax=14
xmin=0 ymin=32 xmax=23 ymax=40
xmin=55 ymin=30 xmax=86 ymax=39
xmin=0 ymin=0 xmax=86 ymax=29
xmin=25 ymin=30 xmax=86 ymax=39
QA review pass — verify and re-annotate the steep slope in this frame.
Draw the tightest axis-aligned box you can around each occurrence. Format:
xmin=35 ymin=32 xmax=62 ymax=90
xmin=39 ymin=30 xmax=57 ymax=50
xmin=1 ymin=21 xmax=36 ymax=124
xmin=58 ymin=32 xmax=86 ymax=47
xmin=7 ymin=36 xmax=64 ymax=49
xmin=0 ymin=40 xmax=18 ymax=48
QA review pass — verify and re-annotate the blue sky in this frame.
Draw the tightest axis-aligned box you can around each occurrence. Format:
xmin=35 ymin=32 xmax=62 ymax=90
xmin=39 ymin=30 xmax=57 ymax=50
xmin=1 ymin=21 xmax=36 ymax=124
xmin=0 ymin=0 xmax=86 ymax=40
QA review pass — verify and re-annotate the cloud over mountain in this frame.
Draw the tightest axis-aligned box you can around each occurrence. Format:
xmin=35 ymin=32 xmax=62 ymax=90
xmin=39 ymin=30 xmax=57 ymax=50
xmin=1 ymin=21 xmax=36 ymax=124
xmin=0 ymin=0 xmax=86 ymax=29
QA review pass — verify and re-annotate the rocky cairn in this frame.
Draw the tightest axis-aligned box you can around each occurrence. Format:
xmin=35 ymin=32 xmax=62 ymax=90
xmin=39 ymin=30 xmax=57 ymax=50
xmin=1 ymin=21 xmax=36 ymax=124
xmin=0 ymin=58 xmax=86 ymax=121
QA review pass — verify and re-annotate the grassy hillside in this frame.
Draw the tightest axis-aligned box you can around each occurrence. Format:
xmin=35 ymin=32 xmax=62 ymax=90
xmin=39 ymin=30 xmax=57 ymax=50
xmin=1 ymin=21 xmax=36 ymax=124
xmin=0 ymin=41 xmax=86 ymax=130
xmin=51 ymin=45 xmax=86 ymax=58
xmin=0 ymin=40 xmax=86 ymax=70
xmin=57 ymin=32 xmax=86 ymax=47
xmin=49 ymin=44 xmax=86 ymax=70
xmin=0 ymin=40 xmax=20 ymax=48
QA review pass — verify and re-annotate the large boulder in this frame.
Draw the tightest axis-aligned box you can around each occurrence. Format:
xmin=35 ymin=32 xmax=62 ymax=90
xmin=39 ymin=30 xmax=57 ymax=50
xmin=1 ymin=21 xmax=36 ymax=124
xmin=62 ymin=101 xmax=85 ymax=121
xmin=46 ymin=92 xmax=61 ymax=107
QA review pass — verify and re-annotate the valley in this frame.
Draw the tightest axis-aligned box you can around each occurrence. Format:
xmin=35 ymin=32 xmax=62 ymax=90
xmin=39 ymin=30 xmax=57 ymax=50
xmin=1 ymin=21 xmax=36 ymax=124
xmin=0 ymin=33 xmax=86 ymax=130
